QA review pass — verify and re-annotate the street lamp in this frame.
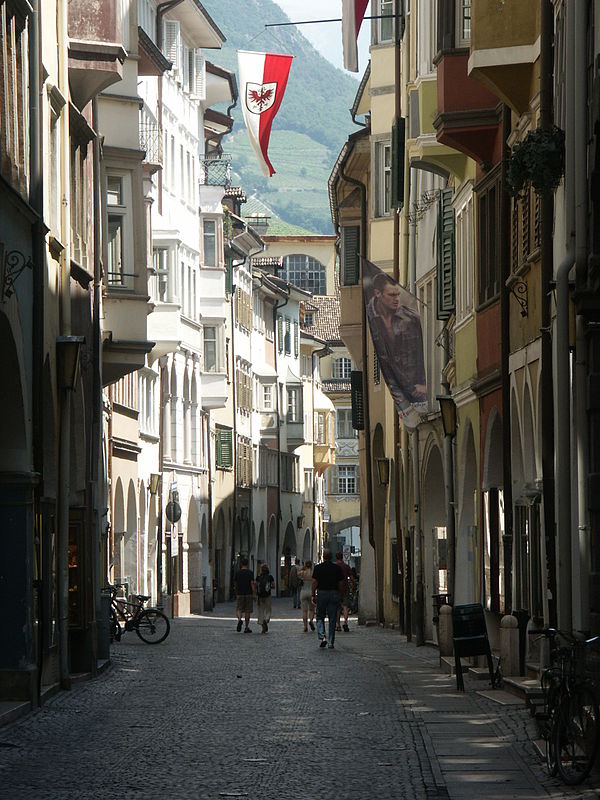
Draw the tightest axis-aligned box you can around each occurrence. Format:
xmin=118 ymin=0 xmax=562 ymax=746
xmin=297 ymin=514 xmax=305 ymax=529
xmin=437 ymin=394 xmax=457 ymax=438
xmin=56 ymin=335 xmax=85 ymax=390
xmin=376 ymin=457 xmax=390 ymax=486
xmin=149 ymin=473 xmax=161 ymax=496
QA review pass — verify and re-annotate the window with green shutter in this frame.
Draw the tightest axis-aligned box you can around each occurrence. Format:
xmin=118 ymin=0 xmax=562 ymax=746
xmin=342 ymin=226 xmax=360 ymax=286
xmin=391 ymin=116 xmax=406 ymax=210
xmin=216 ymin=427 xmax=233 ymax=469
xmin=351 ymin=370 xmax=364 ymax=431
xmin=437 ymin=187 xmax=455 ymax=320
xmin=293 ymin=320 xmax=299 ymax=357
xmin=225 ymin=255 xmax=233 ymax=296
xmin=277 ymin=316 xmax=283 ymax=353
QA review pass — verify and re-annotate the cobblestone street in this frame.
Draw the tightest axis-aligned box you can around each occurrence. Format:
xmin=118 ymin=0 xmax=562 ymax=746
xmin=0 ymin=600 xmax=598 ymax=800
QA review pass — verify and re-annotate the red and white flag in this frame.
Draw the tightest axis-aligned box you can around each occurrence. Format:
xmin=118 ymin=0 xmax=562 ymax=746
xmin=342 ymin=0 xmax=369 ymax=72
xmin=237 ymin=50 xmax=293 ymax=177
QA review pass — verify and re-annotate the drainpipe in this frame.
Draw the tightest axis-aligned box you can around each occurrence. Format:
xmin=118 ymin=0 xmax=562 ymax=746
xmin=29 ymin=0 xmax=43 ymax=706
xmin=206 ymin=412 xmax=214 ymax=608
xmin=273 ymin=291 xmax=289 ymax=596
xmin=229 ymin=285 xmax=238 ymax=598
xmin=574 ymin=0 xmax=590 ymax=633
xmin=57 ymin=0 xmax=73 ymax=690
xmin=539 ymin=0 xmax=559 ymax=630
xmin=340 ymin=167 xmax=375 ymax=595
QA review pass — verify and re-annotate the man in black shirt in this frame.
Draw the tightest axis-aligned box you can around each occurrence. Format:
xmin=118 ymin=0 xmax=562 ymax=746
xmin=234 ymin=557 xmax=256 ymax=633
xmin=311 ymin=549 xmax=345 ymax=649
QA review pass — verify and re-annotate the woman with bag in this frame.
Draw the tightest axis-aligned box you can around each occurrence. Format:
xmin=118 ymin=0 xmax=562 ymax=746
xmin=298 ymin=560 xmax=315 ymax=632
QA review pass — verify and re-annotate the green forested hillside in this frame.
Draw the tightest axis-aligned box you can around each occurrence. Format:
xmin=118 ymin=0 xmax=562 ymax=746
xmin=201 ymin=0 xmax=361 ymax=233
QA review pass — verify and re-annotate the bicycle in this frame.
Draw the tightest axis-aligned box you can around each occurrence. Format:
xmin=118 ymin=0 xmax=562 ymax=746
xmin=529 ymin=627 xmax=599 ymax=785
xmin=105 ymin=584 xmax=170 ymax=645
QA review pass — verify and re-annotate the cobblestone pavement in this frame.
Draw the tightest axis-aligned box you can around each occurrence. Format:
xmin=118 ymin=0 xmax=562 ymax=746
xmin=0 ymin=600 xmax=599 ymax=800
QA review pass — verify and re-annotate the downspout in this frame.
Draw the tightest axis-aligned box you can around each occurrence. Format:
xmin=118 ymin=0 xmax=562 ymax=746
xmin=500 ymin=105 xmax=514 ymax=615
xmin=230 ymin=283 xmax=238 ymax=599
xmin=206 ymin=412 xmax=214 ymax=607
xmin=554 ymin=0 xmax=575 ymax=630
xmin=574 ymin=0 xmax=590 ymax=632
xmin=340 ymin=168 xmax=374 ymax=566
xmin=539 ymin=0 xmax=559 ymax=629
xmin=273 ymin=291 xmax=289 ymax=596
xmin=30 ymin=0 xmax=43 ymax=706
xmin=57 ymin=0 xmax=72 ymax=689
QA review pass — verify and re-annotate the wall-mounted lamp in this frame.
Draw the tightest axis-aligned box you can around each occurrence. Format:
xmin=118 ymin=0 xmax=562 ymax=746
xmin=437 ymin=394 xmax=457 ymax=438
xmin=375 ymin=457 xmax=390 ymax=486
xmin=149 ymin=473 xmax=161 ymax=496
xmin=297 ymin=514 xmax=305 ymax=529
xmin=0 ymin=243 xmax=33 ymax=301
xmin=56 ymin=335 xmax=85 ymax=391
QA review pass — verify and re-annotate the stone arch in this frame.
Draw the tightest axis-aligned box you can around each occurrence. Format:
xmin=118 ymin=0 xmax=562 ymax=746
xmin=112 ymin=477 xmax=125 ymax=582
xmin=170 ymin=359 xmax=178 ymax=461
xmin=457 ymin=419 xmax=479 ymax=606
xmin=522 ymin=383 xmax=536 ymax=486
xmin=371 ymin=422 xmax=387 ymax=622
xmin=421 ymin=440 xmax=446 ymax=640
xmin=70 ymin=375 xmax=87 ymax=499
xmin=187 ymin=496 xmax=203 ymax=612
xmin=201 ymin=514 xmax=210 ymax=602
xmin=257 ymin=521 xmax=266 ymax=564
xmin=42 ymin=357 xmax=57 ymax=498
xmin=482 ymin=407 xmax=506 ymax=615
xmin=267 ymin=514 xmax=277 ymax=582
xmin=148 ymin=490 xmax=158 ymax=601
xmin=214 ymin=507 xmax=226 ymax=601
xmin=139 ymin=483 xmax=147 ymax=595
xmin=302 ymin=528 xmax=311 ymax=561
xmin=124 ymin=479 xmax=138 ymax=593
xmin=282 ymin=521 xmax=296 ymax=594
xmin=0 ymin=313 xmax=28 ymax=472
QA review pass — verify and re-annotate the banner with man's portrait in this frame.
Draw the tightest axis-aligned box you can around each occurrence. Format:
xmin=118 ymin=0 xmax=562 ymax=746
xmin=362 ymin=257 xmax=427 ymax=430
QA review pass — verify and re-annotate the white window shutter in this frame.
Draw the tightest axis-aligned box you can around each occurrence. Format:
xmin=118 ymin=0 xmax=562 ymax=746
xmin=164 ymin=20 xmax=180 ymax=72
xmin=194 ymin=52 xmax=206 ymax=100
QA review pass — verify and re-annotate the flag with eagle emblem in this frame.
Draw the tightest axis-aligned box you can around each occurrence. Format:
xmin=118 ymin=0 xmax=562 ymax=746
xmin=237 ymin=50 xmax=293 ymax=177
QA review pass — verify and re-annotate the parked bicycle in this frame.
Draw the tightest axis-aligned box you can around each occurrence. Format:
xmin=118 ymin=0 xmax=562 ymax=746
xmin=529 ymin=627 xmax=599 ymax=785
xmin=105 ymin=584 xmax=170 ymax=645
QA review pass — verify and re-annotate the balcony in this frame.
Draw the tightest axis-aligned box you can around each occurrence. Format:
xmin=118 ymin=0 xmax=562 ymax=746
xmin=68 ymin=0 xmax=126 ymax=109
xmin=285 ymin=419 xmax=305 ymax=449
xmin=468 ymin=0 xmax=540 ymax=114
xmin=434 ymin=49 xmax=502 ymax=168
xmin=200 ymin=155 xmax=232 ymax=187
xmin=139 ymin=117 xmax=163 ymax=172
xmin=259 ymin=412 xmax=278 ymax=439
xmin=199 ymin=371 xmax=228 ymax=410
xmin=147 ymin=302 xmax=181 ymax=361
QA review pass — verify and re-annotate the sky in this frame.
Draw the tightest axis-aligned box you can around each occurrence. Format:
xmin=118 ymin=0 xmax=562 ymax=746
xmin=272 ymin=0 xmax=371 ymax=76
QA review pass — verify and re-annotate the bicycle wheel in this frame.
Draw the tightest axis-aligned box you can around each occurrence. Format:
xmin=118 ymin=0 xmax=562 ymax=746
xmin=555 ymin=686 xmax=599 ymax=784
xmin=545 ymin=714 xmax=558 ymax=776
xmin=135 ymin=608 xmax=170 ymax=644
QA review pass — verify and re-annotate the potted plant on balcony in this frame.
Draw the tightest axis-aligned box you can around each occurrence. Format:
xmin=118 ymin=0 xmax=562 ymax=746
xmin=507 ymin=125 xmax=565 ymax=197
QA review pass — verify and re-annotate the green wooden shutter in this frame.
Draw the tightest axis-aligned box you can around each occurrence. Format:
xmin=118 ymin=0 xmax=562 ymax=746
xmin=216 ymin=428 xmax=233 ymax=468
xmin=391 ymin=116 xmax=406 ymax=210
xmin=342 ymin=226 xmax=360 ymax=286
xmin=437 ymin=187 xmax=455 ymax=320
xmin=277 ymin=316 xmax=283 ymax=353
xmin=293 ymin=320 xmax=299 ymax=357
xmin=351 ymin=370 xmax=364 ymax=430
xmin=225 ymin=255 xmax=233 ymax=296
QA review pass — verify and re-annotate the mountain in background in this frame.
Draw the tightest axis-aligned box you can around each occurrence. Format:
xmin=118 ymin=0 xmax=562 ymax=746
xmin=202 ymin=0 xmax=363 ymax=234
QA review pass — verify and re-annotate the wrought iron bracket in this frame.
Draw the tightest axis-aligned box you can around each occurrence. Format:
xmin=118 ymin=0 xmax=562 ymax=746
xmin=510 ymin=280 xmax=528 ymax=317
xmin=0 ymin=244 xmax=33 ymax=301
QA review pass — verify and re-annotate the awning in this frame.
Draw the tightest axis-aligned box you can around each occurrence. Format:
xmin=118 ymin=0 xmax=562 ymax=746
xmin=314 ymin=385 xmax=334 ymax=412
xmin=253 ymin=362 xmax=277 ymax=379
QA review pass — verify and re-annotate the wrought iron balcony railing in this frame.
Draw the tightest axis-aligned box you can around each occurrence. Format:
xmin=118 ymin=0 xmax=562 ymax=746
xmin=139 ymin=120 xmax=163 ymax=166
xmin=200 ymin=154 xmax=232 ymax=187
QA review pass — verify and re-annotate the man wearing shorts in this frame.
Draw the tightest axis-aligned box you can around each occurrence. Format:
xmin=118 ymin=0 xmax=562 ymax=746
xmin=234 ymin=556 xmax=256 ymax=633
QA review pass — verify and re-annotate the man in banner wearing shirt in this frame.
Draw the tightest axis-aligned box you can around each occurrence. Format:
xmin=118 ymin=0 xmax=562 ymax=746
xmin=366 ymin=270 xmax=427 ymax=412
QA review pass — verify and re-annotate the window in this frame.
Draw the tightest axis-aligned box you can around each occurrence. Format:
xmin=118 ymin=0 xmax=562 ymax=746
xmin=203 ymin=219 xmax=217 ymax=267
xmin=282 ymin=254 xmax=326 ymax=295
xmin=333 ymin=357 xmax=352 ymax=380
xmin=139 ymin=370 xmax=158 ymax=435
xmin=477 ymin=170 xmax=501 ymax=306
xmin=287 ymin=386 xmax=301 ymax=422
xmin=153 ymin=247 xmax=170 ymax=302
xmin=455 ymin=188 xmax=474 ymax=323
xmin=456 ymin=0 xmax=471 ymax=46
xmin=0 ymin=4 xmax=29 ymax=195
xmin=337 ymin=465 xmax=357 ymax=495
xmin=106 ymin=175 xmax=133 ymax=289
xmin=376 ymin=142 xmax=392 ymax=217
xmin=262 ymin=384 xmax=273 ymax=411
xmin=336 ymin=409 xmax=357 ymax=439
xmin=304 ymin=469 xmax=314 ymax=502
xmin=375 ymin=0 xmax=394 ymax=43
xmin=303 ymin=311 xmax=314 ymax=327
xmin=204 ymin=326 xmax=217 ymax=372
xmin=216 ymin=427 xmax=233 ymax=469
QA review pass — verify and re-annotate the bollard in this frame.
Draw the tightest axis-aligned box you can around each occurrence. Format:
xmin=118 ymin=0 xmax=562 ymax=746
xmin=500 ymin=614 xmax=519 ymax=677
xmin=438 ymin=604 xmax=453 ymax=657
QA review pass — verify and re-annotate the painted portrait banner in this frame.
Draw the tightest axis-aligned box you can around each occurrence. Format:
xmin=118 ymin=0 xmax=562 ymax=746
xmin=362 ymin=257 xmax=427 ymax=430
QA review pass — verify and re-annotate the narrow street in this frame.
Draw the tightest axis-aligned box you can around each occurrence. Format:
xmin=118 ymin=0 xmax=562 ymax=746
xmin=0 ymin=600 xmax=597 ymax=800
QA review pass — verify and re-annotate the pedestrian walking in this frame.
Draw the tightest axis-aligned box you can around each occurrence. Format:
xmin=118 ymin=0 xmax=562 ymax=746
xmin=256 ymin=563 xmax=274 ymax=633
xmin=311 ymin=549 xmax=345 ymax=649
xmin=234 ymin=556 xmax=256 ymax=633
xmin=289 ymin=557 xmax=301 ymax=608
xmin=335 ymin=551 xmax=354 ymax=633
xmin=298 ymin=560 xmax=315 ymax=632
